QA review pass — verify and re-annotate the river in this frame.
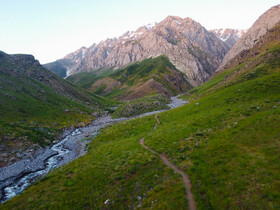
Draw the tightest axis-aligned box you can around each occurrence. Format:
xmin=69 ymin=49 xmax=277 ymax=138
xmin=0 ymin=96 xmax=188 ymax=203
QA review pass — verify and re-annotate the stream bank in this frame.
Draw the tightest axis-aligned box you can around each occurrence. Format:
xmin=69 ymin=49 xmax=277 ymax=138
xmin=0 ymin=96 xmax=188 ymax=203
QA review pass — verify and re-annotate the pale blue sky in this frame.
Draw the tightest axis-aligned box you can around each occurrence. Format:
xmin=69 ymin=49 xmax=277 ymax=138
xmin=0 ymin=0 xmax=279 ymax=63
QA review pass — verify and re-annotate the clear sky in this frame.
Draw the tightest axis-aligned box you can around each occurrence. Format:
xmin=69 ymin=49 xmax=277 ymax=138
xmin=0 ymin=0 xmax=279 ymax=64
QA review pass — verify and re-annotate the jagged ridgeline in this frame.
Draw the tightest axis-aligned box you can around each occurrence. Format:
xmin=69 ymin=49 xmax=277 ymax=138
xmin=0 ymin=51 xmax=112 ymax=166
xmin=45 ymin=16 xmax=231 ymax=87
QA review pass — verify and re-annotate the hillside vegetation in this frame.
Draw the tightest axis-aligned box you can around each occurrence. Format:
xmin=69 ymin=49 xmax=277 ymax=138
xmin=68 ymin=55 xmax=192 ymax=100
xmin=67 ymin=67 xmax=116 ymax=89
xmin=2 ymin=24 xmax=280 ymax=210
xmin=145 ymin=23 xmax=280 ymax=208
xmin=68 ymin=56 xmax=192 ymax=117
xmin=0 ymin=52 xmax=114 ymax=166
xmin=111 ymin=94 xmax=171 ymax=118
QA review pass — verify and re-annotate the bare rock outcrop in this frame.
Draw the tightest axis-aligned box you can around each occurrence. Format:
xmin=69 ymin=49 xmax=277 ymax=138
xmin=54 ymin=16 xmax=230 ymax=86
xmin=218 ymin=4 xmax=280 ymax=71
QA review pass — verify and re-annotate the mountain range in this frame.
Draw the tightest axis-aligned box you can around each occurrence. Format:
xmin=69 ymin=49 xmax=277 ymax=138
xmin=1 ymin=3 xmax=280 ymax=209
xmin=45 ymin=16 xmax=233 ymax=86
xmin=3 ymin=4 xmax=280 ymax=209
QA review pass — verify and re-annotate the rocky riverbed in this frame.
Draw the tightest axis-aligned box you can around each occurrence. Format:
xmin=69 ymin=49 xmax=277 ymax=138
xmin=0 ymin=96 xmax=188 ymax=203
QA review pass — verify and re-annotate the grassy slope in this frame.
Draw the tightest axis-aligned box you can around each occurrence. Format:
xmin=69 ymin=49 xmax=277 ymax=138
xmin=68 ymin=56 xmax=190 ymax=117
xmin=2 ymin=117 xmax=188 ymax=209
xmin=0 ymin=71 xmax=92 ymax=142
xmin=144 ymin=27 xmax=280 ymax=208
xmin=0 ymin=53 xmax=115 ymax=166
xmin=2 ymin=26 xmax=280 ymax=209
xmin=111 ymin=94 xmax=171 ymax=118
xmin=67 ymin=67 xmax=116 ymax=89
xmin=146 ymin=73 xmax=279 ymax=208
xmin=68 ymin=56 xmax=192 ymax=100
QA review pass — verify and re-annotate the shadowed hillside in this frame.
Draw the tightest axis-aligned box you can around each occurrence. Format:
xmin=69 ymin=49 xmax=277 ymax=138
xmin=0 ymin=51 xmax=113 ymax=166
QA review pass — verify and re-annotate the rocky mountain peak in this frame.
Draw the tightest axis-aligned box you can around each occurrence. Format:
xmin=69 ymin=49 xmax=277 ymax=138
xmin=157 ymin=16 xmax=200 ymax=31
xmin=161 ymin=15 xmax=183 ymax=24
xmin=46 ymin=15 xmax=230 ymax=86
xmin=218 ymin=4 xmax=280 ymax=71
xmin=210 ymin=28 xmax=247 ymax=48
xmin=64 ymin=46 xmax=88 ymax=62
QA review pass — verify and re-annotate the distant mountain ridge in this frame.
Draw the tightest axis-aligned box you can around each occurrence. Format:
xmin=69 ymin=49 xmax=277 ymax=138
xmin=218 ymin=4 xmax=280 ymax=71
xmin=46 ymin=16 xmax=230 ymax=86
xmin=210 ymin=28 xmax=247 ymax=48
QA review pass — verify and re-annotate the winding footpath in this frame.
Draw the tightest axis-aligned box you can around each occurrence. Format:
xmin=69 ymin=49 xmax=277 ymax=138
xmin=140 ymin=114 xmax=196 ymax=210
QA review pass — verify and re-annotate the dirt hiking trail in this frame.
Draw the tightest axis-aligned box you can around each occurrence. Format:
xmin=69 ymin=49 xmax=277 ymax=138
xmin=139 ymin=114 xmax=196 ymax=210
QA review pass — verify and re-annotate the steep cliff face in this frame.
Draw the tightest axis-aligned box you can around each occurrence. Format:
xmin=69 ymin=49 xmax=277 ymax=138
xmin=49 ymin=16 xmax=229 ymax=86
xmin=210 ymin=28 xmax=247 ymax=48
xmin=217 ymin=22 xmax=280 ymax=75
xmin=218 ymin=4 xmax=280 ymax=71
